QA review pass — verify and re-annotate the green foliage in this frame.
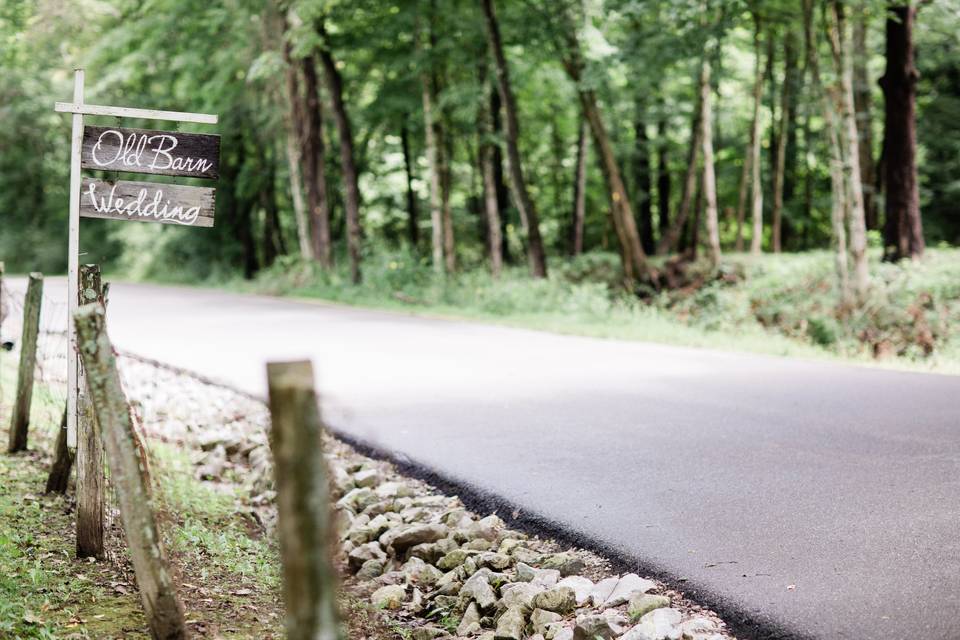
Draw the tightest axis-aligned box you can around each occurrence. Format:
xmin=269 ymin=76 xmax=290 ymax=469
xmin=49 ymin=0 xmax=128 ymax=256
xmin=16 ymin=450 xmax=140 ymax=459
xmin=242 ymin=248 xmax=960 ymax=371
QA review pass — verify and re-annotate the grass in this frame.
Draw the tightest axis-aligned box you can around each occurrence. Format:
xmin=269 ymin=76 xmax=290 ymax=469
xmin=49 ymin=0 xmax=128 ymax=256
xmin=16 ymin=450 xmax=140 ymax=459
xmin=0 ymin=354 xmax=285 ymax=638
xmin=0 ymin=351 xmax=401 ymax=639
xmin=227 ymin=247 xmax=960 ymax=374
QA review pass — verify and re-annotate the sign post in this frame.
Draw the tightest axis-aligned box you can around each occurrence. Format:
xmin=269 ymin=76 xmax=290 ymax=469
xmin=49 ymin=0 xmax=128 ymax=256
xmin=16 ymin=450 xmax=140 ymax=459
xmin=56 ymin=69 xmax=219 ymax=449
xmin=55 ymin=69 xmax=218 ymax=558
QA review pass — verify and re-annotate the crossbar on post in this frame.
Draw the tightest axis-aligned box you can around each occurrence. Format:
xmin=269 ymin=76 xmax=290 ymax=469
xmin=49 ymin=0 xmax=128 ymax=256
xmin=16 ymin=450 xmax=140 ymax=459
xmin=54 ymin=102 xmax=218 ymax=125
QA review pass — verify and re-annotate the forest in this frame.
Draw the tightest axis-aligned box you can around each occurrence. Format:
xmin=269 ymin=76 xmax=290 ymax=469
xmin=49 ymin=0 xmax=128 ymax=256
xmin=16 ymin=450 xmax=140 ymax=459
xmin=1 ymin=0 xmax=959 ymax=362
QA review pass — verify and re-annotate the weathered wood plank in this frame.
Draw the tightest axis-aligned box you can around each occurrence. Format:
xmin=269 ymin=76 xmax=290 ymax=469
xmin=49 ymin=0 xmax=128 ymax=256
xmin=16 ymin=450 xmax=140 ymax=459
xmin=80 ymin=178 xmax=215 ymax=227
xmin=55 ymin=101 xmax=217 ymax=124
xmin=82 ymin=126 xmax=220 ymax=179
xmin=74 ymin=304 xmax=188 ymax=640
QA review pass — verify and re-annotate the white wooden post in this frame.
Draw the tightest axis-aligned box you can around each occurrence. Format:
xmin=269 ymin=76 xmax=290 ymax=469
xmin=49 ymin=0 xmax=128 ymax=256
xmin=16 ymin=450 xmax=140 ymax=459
xmin=66 ymin=69 xmax=84 ymax=450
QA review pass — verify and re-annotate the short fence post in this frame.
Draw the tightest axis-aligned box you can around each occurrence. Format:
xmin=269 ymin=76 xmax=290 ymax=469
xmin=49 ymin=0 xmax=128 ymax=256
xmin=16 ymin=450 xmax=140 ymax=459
xmin=76 ymin=264 xmax=105 ymax=558
xmin=7 ymin=272 xmax=43 ymax=453
xmin=45 ymin=406 xmax=73 ymax=493
xmin=267 ymin=360 xmax=343 ymax=640
xmin=74 ymin=303 xmax=188 ymax=640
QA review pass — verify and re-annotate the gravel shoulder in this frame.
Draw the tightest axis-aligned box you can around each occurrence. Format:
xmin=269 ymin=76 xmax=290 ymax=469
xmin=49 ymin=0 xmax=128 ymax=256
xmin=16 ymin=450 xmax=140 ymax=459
xmin=120 ymin=354 xmax=737 ymax=640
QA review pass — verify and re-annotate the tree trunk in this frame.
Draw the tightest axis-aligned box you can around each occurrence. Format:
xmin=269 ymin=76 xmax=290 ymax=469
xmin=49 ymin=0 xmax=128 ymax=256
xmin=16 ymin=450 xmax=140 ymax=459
xmin=772 ymin=29 xmax=797 ymax=253
xmin=300 ymin=55 xmax=333 ymax=268
xmin=633 ymin=102 xmax=655 ymax=255
xmin=579 ymin=87 xmax=649 ymax=280
xmin=699 ymin=57 xmax=721 ymax=265
xmin=479 ymin=77 xmax=504 ymax=276
xmin=318 ymin=28 xmax=362 ymax=284
xmin=828 ymin=0 xmax=870 ymax=298
xmin=656 ymin=118 xmax=671 ymax=243
xmin=734 ymin=119 xmax=753 ymax=253
xmin=880 ymin=2 xmax=923 ymax=261
xmin=804 ymin=0 xmax=851 ymax=305
xmin=400 ymin=122 xmax=420 ymax=248
xmin=439 ymin=114 xmax=456 ymax=273
xmin=480 ymin=0 xmax=548 ymax=278
xmin=853 ymin=5 xmax=878 ymax=230
xmin=656 ymin=94 xmax=701 ymax=256
xmin=571 ymin=118 xmax=588 ymax=256
xmin=749 ymin=17 xmax=765 ymax=256
xmin=281 ymin=35 xmax=314 ymax=261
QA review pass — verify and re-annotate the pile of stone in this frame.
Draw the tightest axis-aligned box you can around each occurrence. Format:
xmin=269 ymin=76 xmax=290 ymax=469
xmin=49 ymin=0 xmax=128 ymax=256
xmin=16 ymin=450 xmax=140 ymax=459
xmin=115 ymin=355 xmax=733 ymax=640
xmin=333 ymin=461 xmax=730 ymax=640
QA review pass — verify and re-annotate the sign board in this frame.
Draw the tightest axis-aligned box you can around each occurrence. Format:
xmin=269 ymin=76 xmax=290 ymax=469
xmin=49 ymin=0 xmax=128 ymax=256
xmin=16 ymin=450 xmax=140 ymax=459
xmin=81 ymin=126 xmax=220 ymax=179
xmin=80 ymin=178 xmax=215 ymax=227
xmin=55 ymin=69 xmax=219 ymax=453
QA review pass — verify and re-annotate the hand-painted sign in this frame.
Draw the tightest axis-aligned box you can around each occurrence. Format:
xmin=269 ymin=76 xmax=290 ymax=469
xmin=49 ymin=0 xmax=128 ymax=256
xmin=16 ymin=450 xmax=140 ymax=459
xmin=80 ymin=178 xmax=215 ymax=227
xmin=81 ymin=126 xmax=220 ymax=179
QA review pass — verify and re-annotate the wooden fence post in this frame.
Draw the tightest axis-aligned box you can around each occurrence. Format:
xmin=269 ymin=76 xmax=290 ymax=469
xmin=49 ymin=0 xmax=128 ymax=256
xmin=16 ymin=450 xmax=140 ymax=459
xmin=73 ymin=303 xmax=188 ymax=640
xmin=45 ymin=407 xmax=73 ymax=494
xmin=267 ymin=360 xmax=343 ymax=640
xmin=76 ymin=264 xmax=105 ymax=557
xmin=7 ymin=273 xmax=43 ymax=453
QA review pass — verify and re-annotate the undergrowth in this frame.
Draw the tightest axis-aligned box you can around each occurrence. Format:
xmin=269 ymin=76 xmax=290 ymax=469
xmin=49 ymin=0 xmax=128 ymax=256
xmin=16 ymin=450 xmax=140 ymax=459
xmin=237 ymin=248 xmax=960 ymax=372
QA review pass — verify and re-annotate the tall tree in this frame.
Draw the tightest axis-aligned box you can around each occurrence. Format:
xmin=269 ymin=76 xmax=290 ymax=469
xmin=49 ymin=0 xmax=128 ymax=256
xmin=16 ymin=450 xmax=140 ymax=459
xmin=300 ymin=55 xmax=333 ymax=267
xmin=749 ymin=12 xmax=765 ymax=256
xmin=480 ymin=0 xmax=548 ymax=278
xmin=657 ymin=90 xmax=702 ymax=255
xmin=880 ymin=2 xmax=924 ymax=260
xmin=804 ymin=0 xmax=851 ymax=305
xmin=699 ymin=55 xmax=721 ymax=265
xmin=827 ymin=0 xmax=870 ymax=297
xmin=853 ymin=5 xmax=878 ymax=230
xmin=318 ymin=21 xmax=362 ymax=284
xmin=281 ymin=22 xmax=314 ymax=261
xmin=771 ymin=28 xmax=798 ymax=253
xmin=571 ymin=118 xmax=588 ymax=256
xmin=478 ymin=73 xmax=504 ymax=275
xmin=418 ymin=11 xmax=445 ymax=274
xmin=633 ymin=101 xmax=655 ymax=254
xmin=400 ymin=121 xmax=420 ymax=248
xmin=656 ymin=117 xmax=671 ymax=243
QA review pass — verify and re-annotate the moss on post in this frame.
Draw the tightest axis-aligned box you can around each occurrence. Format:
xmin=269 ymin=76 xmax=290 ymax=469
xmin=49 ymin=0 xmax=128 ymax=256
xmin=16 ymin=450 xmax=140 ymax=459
xmin=73 ymin=303 xmax=188 ymax=640
xmin=267 ymin=360 xmax=344 ymax=640
xmin=7 ymin=272 xmax=43 ymax=453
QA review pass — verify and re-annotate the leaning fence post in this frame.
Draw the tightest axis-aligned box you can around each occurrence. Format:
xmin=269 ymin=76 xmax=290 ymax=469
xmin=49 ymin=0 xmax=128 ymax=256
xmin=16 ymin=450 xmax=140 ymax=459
xmin=74 ymin=303 xmax=188 ymax=640
xmin=266 ymin=360 xmax=344 ymax=640
xmin=7 ymin=272 xmax=43 ymax=453
xmin=76 ymin=264 xmax=105 ymax=558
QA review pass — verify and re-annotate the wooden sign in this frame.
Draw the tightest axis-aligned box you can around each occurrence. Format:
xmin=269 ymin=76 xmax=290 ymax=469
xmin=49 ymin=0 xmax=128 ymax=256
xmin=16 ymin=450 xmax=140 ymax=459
xmin=81 ymin=126 xmax=220 ymax=180
xmin=80 ymin=178 xmax=215 ymax=227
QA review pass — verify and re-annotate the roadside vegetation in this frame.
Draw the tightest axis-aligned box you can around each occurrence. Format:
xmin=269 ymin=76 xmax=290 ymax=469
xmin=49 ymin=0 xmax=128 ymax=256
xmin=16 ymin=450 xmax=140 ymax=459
xmin=238 ymin=247 xmax=960 ymax=372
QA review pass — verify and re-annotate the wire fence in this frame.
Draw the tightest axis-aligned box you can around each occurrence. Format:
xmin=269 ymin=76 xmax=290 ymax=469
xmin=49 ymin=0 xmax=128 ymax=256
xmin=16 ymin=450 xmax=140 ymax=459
xmin=0 ymin=279 xmax=126 ymax=559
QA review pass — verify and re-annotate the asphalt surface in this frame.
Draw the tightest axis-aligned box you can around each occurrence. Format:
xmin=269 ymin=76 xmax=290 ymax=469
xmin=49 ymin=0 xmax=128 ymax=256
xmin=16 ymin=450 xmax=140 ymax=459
xmin=4 ymin=278 xmax=959 ymax=639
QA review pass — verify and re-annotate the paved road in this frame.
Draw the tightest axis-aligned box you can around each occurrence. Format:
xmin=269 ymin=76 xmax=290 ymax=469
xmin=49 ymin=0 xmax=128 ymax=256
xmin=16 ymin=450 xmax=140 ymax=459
xmin=5 ymin=278 xmax=959 ymax=639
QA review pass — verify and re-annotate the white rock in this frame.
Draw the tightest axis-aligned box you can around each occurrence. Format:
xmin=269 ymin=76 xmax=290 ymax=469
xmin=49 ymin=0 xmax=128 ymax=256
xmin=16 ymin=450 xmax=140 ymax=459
xmin=588 ymin=576 xmax=619 ymax=608
xmin=557 ymin=575 xmax=594 ymax=606
xmin=603 ymin=573 xmax=656 ymax=607
xmin=621 ymin=608 xmax=683 ymax=640
xmin=500 ymin=582 xmax=545 ymax=609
